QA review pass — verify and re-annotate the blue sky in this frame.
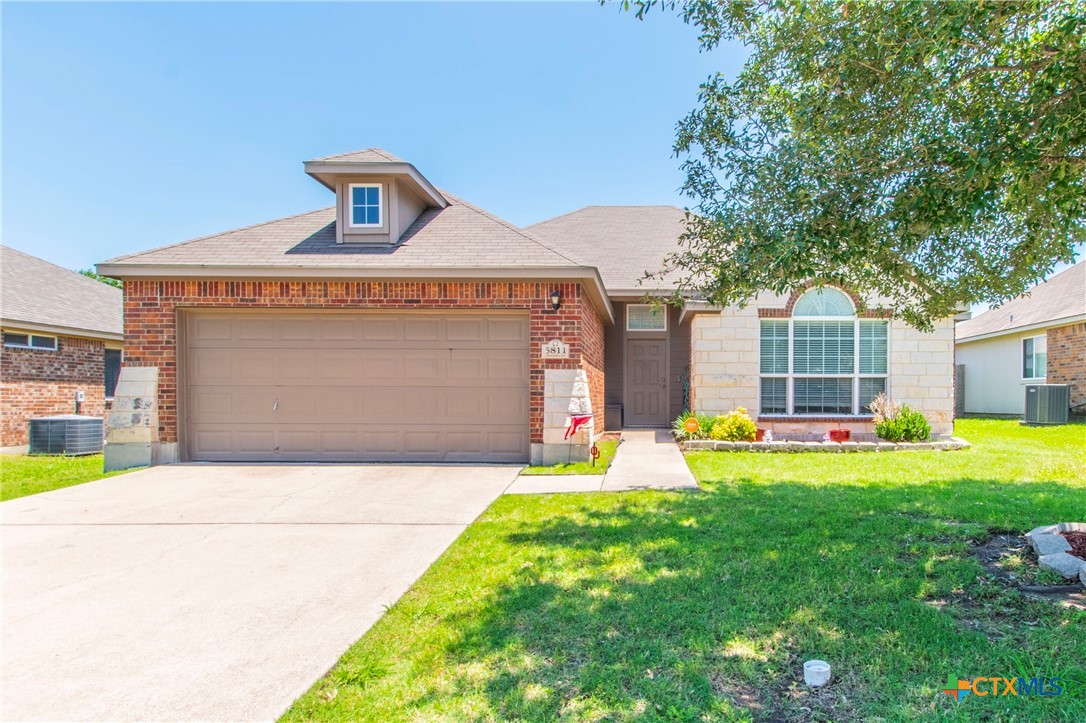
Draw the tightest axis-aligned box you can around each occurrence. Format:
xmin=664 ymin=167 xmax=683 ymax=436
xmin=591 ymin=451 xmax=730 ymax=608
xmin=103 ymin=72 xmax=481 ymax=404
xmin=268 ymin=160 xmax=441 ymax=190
xmin=3 ymin=1 xmax=739 ymax=271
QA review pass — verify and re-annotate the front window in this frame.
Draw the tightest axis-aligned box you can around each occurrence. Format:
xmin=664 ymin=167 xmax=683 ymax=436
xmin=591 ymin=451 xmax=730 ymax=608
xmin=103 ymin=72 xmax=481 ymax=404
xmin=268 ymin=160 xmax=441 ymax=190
xmin=3 ymin=332 xmax=57 ymax=350
xmin=627 ymin=304 xmax=667 ymax=331
xmin=759 ymin=288 xmax=888 ymax=416
xmin=1023 ymin=335 xmax=1047 ymax=379
xmin=349 ymin=183 xmax=382 ymax=227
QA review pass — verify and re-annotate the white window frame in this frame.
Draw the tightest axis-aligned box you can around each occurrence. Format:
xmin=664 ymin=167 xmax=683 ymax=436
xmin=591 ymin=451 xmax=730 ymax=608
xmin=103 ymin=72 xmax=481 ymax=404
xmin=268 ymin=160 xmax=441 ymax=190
xmin=2 ymin=332 xmax=58 ymax=351
xmin=1022 ymin=334 xmax=1047 ymax=380
xmin=347 ymin=183 xmax=383 ymax=228
xmin=626 ymin=304 xmax=667 ymax=332
xmin=759 ymin=309 xmax=890 ymax=417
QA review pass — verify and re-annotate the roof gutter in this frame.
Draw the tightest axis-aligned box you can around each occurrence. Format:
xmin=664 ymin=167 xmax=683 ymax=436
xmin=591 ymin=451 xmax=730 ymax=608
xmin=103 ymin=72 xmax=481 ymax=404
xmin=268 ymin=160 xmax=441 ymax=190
xmin=0 ymin=317 xmax=124 ymax=342
xmin=955 ymin=313 xmax=1086 ymax=344
xmin=95 ymin=263 xmax=616 ymax=325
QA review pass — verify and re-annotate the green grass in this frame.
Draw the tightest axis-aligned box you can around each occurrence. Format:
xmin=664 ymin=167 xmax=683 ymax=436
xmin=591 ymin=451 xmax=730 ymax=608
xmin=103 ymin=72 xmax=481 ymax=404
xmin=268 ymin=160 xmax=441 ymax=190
xmin=284 ymin=419 xmax=1085 ymax=721
xmin=520 ymin=438 xmax=621 ymax=475
xmin=0 ymin=454 xmax=133 ymax=501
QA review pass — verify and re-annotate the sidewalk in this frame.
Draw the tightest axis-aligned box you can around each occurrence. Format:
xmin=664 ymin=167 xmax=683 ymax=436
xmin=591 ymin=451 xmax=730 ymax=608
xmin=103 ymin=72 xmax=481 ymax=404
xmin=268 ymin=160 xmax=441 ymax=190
xmin=505 ymin=429 xmax=699 ymax=495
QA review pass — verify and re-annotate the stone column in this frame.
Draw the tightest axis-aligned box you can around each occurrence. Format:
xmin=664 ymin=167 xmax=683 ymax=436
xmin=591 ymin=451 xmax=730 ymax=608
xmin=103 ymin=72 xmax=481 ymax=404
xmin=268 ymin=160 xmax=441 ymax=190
xmin=104 ymin=367 xmax=178 ymax=471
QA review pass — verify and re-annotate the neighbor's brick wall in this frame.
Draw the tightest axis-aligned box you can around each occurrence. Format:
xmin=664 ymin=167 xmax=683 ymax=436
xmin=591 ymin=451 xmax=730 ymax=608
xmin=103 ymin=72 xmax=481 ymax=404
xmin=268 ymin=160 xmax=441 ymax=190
xmin=1047 ymin=322 xmax=1086 ymax=412
xmin=0 ymin=336 xmax=106 ymax=446
xmin=122 ymin=279 xmax=605 ymax=447
xmin=689 ymin=289 xmax=956 ymax=437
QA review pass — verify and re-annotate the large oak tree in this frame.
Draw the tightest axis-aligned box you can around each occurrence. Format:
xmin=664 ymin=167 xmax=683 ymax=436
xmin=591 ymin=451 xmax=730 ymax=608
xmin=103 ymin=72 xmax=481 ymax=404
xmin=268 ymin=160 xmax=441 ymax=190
xmin=625 ymin=0 xmax=1085 ymax=328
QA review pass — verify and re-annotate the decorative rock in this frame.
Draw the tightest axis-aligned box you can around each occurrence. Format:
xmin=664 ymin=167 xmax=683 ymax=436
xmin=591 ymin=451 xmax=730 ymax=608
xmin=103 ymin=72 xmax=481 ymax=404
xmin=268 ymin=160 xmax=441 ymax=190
xmin=1029 ymin=532 xmax=1072 ymax=557
xmin=877 ymin=442 xmax=897 ymax=452
xmin=787 ymin=442 xmax=807 ymax=453
xmin=857 ymin=442 xmax=878 ymax=452
xmin=841 ymin=441 xmax=859 ymax=452
xmin=685 ymin=440 xmax=712 ymax=450
xmin=750 ymin=442 xmax=770 ymax=452
xmin=1081 ymin=567 xmax=1086 ymax=587
xmin=1038 ymin=552 xmax=1086 ymax=580
xmin=1058 ymin=522 xmax=1086 ymax=533
xmin=733 ymin=442 xmax=752 ymax=451
xmin=715 ymin=441 xmax=735 ymax=451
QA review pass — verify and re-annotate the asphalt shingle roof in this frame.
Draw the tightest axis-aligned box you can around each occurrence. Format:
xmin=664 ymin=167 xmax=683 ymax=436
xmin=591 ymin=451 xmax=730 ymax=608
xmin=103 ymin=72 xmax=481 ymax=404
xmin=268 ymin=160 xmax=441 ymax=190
xmin=527 ymin=206 xmax=689 ymax=291
xmin=308 ymin=148 xmax=407 ymax=164
xmin=1 ymin=245 xmax=123 ymax=337
xmin=956 ymin=261 xmax=1086 ymax=341
xmin=101 ymin=192 xmax=583 ymax=270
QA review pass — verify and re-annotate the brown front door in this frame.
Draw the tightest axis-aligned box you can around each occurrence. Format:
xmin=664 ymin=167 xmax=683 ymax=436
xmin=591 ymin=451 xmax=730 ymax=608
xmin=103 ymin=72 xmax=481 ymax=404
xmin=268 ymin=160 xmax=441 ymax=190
xmin=626 ymin=339 xmax=668 ymax=426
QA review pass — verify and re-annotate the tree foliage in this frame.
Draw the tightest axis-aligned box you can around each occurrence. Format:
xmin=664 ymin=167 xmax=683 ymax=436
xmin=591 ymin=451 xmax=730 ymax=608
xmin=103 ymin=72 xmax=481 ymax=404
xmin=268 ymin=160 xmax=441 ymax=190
xmin=624 ymin=0 xmax=1085 ymax=328
xmin=79 ymin=269 xmax=122 ymax=289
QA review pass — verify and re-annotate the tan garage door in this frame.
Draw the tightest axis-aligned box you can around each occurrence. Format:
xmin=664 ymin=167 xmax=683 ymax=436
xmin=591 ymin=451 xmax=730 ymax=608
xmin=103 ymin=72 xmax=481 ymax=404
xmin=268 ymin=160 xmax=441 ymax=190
xmin=182 ymin=310 xmax=530 ymax=463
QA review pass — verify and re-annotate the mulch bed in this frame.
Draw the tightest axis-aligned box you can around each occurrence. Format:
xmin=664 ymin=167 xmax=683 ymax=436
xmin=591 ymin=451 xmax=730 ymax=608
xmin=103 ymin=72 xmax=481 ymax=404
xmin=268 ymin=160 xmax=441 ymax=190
xmin=1061 ymin=531 xmax=1086 ymax=561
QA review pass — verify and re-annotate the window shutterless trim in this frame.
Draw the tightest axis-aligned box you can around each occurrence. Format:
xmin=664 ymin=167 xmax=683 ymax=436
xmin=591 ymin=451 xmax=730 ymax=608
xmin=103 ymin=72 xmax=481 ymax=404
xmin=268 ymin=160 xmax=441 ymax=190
xmin=1021 ymin=334 xmax=1047 ymax=380
xmin=626 ymin=304 xmax=667 ymax=331
xmin=2 ymin=332 xmax=58 ymax=350
xmin=347 ymin=183 xmax=382 ymax=228
xmin=759 ymin=315 xmax=890 ymax=416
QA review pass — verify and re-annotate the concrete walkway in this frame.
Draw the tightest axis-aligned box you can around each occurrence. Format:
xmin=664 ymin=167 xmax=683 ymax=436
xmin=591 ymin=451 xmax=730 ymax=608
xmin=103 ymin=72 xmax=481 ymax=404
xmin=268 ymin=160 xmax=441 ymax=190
xmin=1 ymin=464 xmax=518 ymax=722
xmin=506 ymin=429 xmax=699 ymax=494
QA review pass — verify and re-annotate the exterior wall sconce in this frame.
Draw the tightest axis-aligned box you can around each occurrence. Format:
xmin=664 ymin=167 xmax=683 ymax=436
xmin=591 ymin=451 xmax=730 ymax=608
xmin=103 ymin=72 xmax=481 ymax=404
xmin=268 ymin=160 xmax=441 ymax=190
xmin=551 ymin=289 xmax=562 ymax=311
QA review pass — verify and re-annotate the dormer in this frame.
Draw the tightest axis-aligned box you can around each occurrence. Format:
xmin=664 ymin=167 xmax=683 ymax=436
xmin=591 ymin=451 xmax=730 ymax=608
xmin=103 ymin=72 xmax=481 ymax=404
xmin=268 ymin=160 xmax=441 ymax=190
xmin=304 ymin=148 xmax=448 ymax=245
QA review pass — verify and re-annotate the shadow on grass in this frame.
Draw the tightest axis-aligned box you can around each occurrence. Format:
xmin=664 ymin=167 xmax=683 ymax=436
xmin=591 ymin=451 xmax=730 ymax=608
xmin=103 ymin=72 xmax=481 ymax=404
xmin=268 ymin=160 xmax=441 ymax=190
xmin=421 ymin=478 xmax=1085 ymax=721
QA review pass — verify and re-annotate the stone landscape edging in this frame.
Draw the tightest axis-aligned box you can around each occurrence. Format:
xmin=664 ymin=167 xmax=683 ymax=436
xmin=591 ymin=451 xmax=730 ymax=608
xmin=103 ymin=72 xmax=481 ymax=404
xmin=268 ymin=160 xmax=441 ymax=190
xmin=1026 ymin=522 xmax=1086 ymax=586
xmin=680 ymin=437 xmax=971 ymax=453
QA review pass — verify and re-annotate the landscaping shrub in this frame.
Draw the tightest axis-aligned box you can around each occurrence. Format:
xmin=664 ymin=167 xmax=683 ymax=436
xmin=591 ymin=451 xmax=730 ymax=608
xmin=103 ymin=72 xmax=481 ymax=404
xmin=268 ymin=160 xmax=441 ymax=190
xmin=709 ymin=407 xmax=758 ymax=442
xmin=870 ymin=393 xmax=931 ymax=442
xmin=672 ymin=411 xmax=717 ymax=440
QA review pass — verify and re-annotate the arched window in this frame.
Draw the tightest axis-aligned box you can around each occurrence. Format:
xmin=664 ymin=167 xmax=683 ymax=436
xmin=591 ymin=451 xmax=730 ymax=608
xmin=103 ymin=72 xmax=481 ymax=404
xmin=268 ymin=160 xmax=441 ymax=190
xmin=792 ymin=288 xmax=854 ymax=317
xmin=759 ymin=288 xmax=888 ymax=416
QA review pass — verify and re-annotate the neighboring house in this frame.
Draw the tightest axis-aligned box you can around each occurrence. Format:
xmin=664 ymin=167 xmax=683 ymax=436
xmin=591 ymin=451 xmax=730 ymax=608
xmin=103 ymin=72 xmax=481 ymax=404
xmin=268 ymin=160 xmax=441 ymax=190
xmin=97 ymin=149 xmax=956 ymax=465
xmin=1 ymin=246 xmax=124 ymax=449
xmin=955 ymin=261 xmax=1085 ymax=416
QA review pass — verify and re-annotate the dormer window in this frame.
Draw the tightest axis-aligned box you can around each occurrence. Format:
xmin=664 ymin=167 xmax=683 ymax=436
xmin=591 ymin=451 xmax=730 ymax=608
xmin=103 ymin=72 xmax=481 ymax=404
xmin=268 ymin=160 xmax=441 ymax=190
xmin=349 ymin=183 xmax=382 ymax=227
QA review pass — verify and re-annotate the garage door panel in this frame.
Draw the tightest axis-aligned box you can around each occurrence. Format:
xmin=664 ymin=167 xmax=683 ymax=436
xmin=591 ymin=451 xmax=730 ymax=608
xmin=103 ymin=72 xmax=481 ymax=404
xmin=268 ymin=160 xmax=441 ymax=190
xmin=185 ymin=311 xmax=529 ymax=462
xmin=403 ymin=352 xmax=443 ymax=381
xmin=489 ymin=317 xmax=529 ymax=342
xmin=236 ymin=316 xmax=276 ymax=341
xmin=404 ymin=317 xmax=441 ymax=342
xmin=487 ymin=353 xmax=530 ymax=382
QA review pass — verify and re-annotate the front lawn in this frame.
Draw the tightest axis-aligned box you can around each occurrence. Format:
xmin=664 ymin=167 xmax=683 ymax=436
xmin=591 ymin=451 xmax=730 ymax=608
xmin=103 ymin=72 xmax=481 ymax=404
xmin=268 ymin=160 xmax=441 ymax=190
xmin=0 ymin=454 xmax=133 ymax=501
xmin=520 ymin=438 xmax=621 ymax=476
xmin=285 ymin=419 xmax=1085 ymax=721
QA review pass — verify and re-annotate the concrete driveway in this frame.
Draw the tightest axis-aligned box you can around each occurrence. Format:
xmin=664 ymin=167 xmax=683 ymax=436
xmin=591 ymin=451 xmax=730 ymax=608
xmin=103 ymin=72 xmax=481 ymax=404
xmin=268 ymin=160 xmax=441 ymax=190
xmin=1 ymin=463 xmax=518 ymax=722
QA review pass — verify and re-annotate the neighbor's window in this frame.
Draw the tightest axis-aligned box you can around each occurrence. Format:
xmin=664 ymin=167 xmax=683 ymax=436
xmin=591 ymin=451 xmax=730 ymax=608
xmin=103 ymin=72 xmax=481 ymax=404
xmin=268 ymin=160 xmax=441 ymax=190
xmin=105 ymin=349 xmax=123 ymax=398
xmin=759 ymin=287 xmax=888 ymax=416
xmin=349 ymin=183 xmax=382 ymax=227
xmin=627 ymin=304 xmax=667 ymax=331
xmin=3 ymin=332 xmax=57 ymax=350
xmin=1023 ymin=335 xmax=1047 ymax=379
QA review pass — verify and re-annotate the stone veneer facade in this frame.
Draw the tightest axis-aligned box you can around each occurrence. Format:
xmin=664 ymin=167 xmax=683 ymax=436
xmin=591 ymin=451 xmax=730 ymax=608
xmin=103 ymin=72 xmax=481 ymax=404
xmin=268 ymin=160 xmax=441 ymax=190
xmin=1047 ymin=321 xmax=1086 ymax=413
xmin=689 ymin=291 xmax=955 ymax=437
xmin=0 ymin=335 xmax=108 ymax=447
xmin=121 ymin=279 xmax=605 ymax=462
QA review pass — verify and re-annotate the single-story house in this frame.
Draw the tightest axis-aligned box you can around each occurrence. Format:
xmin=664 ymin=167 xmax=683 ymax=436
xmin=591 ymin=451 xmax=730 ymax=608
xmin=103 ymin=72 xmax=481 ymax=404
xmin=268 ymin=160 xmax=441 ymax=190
xmin=97 ymin=149 xmax=956 ymax=465
xmin=955 ymin=261 xmax=1085 ymax=416
xmin=1 ymin=245 xmax=124 ymax=450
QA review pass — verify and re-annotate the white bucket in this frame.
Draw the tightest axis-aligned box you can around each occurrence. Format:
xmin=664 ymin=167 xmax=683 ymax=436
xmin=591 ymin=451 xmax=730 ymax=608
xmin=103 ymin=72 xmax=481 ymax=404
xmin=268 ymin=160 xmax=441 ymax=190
xmin=804 ymin=660 xmax=832 ymax=687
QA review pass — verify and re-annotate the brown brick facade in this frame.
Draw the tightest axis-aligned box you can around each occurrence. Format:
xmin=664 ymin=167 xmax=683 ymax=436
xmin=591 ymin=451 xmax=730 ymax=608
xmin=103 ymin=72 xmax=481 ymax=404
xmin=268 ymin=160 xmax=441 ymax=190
xmin=122 ymin=279 xmax=606 ymax=448
xmin=1047 ymin=322 xmax=1086 ymax=412
xmin=0 ymin=336 xmax=107 ymax=446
